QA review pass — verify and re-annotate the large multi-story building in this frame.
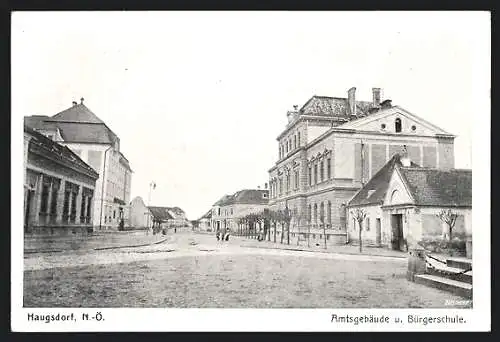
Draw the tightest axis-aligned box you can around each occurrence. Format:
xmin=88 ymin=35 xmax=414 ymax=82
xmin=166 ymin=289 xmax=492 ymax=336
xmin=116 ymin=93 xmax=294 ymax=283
xmin=24 ymin=125 xmax=99 ymax=235
xmin=211 ymin=189 xmax=269 ymax=233
xmin=24 ymin=98 xmax=133 ymax=230
xmin=268 ymin=87 xmax=455 ymax=245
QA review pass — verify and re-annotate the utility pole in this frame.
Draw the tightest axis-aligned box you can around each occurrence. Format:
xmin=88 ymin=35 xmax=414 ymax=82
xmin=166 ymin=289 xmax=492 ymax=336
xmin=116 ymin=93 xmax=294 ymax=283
xmin=146 ymin=181 xmax=155 ymax=231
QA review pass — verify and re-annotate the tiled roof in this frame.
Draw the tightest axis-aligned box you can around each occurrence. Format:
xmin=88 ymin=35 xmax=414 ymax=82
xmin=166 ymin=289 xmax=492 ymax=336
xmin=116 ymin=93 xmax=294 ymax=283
xmin=24 ymin=103 xmax=119 ymax=144
xmin=399 ymin=168 xmax=472 ymax=207
xmin=147 ymin=206 xmax=174 ymax=221
xmin=299 ymin=96 xmax=375 ymax=118
xmin=168 ymin=207 xmax=185 ymax=215
xmin=215 ymin=189 xmax=269 ymax=206
xmin=348 ymin=153 xmax=420 ymax=207
xmin=213 ymin=194 xmax=232 ymax=206
xmin=200 ymin=210 xmax=212 ymax=220
xmin=50 ymin=103 xmax=105 ymax=124
xmin=25 ymin=124 xmax=99 ymax=179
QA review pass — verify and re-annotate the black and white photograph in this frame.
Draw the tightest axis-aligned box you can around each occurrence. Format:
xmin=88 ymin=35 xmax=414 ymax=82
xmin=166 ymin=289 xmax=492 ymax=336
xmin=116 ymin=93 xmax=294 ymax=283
xmin=11 ymin=11 xmax=490 ymax=332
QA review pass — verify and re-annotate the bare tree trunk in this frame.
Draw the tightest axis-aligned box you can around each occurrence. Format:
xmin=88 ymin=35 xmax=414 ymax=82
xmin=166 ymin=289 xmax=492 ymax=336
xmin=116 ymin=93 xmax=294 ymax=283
xmin=280 ymin=223 xmax=284 ymax=244
xmin=359 ymin=221 xmax=363 ymax=253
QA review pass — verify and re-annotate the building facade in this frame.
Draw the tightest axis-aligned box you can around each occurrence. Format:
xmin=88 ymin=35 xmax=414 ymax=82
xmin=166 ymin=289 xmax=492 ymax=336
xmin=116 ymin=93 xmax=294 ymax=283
xmin=148 ymin=206 xmax=174 ymax=230
xmin=347 ymin=155 xmax=472 ymax=253
xmin=129 ymin=196 xmax=153 ymax=229
xmin=211 ymin=189 xmax=269 ymax=233
xmin=25 ymin=99 xmax=132 ymax=230
xmin=268 ymin=87 xmax=456 ymax=246
xmin=198 ymin=210 xmax=212 ymax=231
xmin=24 ymin=125 xmax=99 ymax=235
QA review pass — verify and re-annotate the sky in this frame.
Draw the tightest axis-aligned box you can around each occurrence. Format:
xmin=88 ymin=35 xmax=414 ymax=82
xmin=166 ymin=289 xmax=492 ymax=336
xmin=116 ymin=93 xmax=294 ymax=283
xmin=12 ymin=11 xmax=490 ymax=220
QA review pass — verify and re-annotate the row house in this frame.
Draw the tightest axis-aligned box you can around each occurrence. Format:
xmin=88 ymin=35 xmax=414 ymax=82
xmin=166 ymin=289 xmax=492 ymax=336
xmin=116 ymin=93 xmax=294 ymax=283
xmin=24 ymin=125 xmax=99 ymax=235
xmin=268 ymin=87 xmax=456 ymax=246
xmin=24 ymin=98 xmax=133 ymax=230
xmin=211 ymin=189 xmax=269 ymax=233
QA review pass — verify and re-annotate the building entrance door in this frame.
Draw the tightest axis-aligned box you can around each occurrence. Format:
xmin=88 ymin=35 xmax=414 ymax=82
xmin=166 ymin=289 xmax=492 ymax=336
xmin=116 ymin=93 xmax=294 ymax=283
xmin=375 ymin=218 xmax=381 ymax=246
xmin=391 ymin=214 xmax=404 ymax=251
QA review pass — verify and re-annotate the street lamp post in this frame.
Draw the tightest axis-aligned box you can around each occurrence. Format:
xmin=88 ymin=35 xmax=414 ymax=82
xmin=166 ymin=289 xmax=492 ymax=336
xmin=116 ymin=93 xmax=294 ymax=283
xmin=146 ymin=181 xmax=155 ymax=232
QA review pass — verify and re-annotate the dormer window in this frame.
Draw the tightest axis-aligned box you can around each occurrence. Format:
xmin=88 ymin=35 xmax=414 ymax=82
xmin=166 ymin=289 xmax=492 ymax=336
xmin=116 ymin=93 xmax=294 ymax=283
xmin=381 ymin=123 xmax=386 ymax=130
xmin=395 ymin=118 xmax=402 ymax=133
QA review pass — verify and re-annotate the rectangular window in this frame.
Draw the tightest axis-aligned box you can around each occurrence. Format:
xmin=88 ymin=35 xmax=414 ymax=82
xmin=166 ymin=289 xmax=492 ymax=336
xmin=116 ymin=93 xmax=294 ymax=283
xmin=366 ymin=217 xmax=370 ymax=231
xmin=298 ymin=132 xmax=301 ymax=146
xmin=327 ymin=158 xmax=331 ymax=179
xmin=50 ymin=187 xmax=58 ymax=220
xmin=70 ymin=192 xmax=77 ymax=223
xmin=113 ymin=210 xmax=116 ymax=219
xmin=308 ymin=167 xmax=312 ymax=186
xmin=63 ymin=191 xmax=70 ymax=223
xmin=80 ymin=196 xmax=86 ymax=222
xmin=320 ymin=161 xmax=324 ymax=182
xmin=40 ymin=184 xmax=50 ymax=214
xmin=314 ymin=164 xmax=318 ymax=184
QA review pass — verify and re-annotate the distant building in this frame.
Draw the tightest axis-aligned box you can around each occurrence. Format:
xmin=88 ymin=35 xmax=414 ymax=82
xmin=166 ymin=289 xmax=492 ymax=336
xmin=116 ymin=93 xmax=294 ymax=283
xmin=198 ymin=210 xmax=212 ymax=231
xmin=166 ymin=207 xmax=190 ymax=229
xmin=211 ymin=189 xmax=269 ymax=233
xmin=25 ymin=98 xmax=133 ymax=230
xmin=268 ymin=87 xmax=456 ymax=246
xmin=347 ymin=153 xmax=472 ymax=251
xmin=147 ymin=206 xmax=174 ymax=230
xmin=129 ymin=196 xmax=152 ymax=229
xmin=24 ymin=125 xmax=99 ymax=235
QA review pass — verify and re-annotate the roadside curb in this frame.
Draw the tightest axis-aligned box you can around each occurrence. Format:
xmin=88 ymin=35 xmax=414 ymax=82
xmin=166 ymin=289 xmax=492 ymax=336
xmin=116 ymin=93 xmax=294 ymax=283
xmin=239 ymin=244 xmax=407 ymax=259
xmin=94 ymin=237 xmax=170 ymax=251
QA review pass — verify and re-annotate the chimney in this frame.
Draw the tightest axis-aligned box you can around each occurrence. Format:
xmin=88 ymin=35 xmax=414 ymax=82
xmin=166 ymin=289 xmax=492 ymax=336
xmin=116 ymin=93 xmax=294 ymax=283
xmin=265 ymin=182 xmax=268 ymax=189
xmin=257 ymin=186 xmax=261 ymax=190
xmin=72 ymin=101 xmax=77 ymax=107
xmin=293 ymin=105 xmax=298 ymax=111
xmin=347 ymin=87 xmax=356 ymax=116
xmin=372 ymin=88 xmax=382 ymax=107
xmin=80 ymin=97 xmax=84 ymax=105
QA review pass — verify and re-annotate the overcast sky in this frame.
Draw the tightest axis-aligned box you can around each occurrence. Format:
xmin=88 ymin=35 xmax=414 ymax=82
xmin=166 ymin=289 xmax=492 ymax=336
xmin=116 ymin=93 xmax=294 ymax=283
xmin=12 ymin=11 xmax=490 ymax=220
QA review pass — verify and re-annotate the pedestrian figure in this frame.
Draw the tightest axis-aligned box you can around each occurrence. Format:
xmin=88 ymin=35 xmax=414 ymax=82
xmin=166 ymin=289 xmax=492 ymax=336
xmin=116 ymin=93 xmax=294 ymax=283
xmin=216 ymin=231 xmax=220 ymax=241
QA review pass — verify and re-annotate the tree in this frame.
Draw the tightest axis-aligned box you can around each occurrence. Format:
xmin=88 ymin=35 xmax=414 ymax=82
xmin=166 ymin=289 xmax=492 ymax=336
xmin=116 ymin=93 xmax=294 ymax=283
xmin=351 ymin=208 xmax=367 ymax=253
xmin=436 ymin=209 xmax=459 ymax=241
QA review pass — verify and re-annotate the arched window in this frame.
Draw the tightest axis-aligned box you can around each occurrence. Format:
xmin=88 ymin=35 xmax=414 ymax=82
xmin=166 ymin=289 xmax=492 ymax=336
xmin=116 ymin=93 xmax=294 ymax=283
xmin=395 ymin=118 xmax=402 ymax=133
xmin=294 ymin=135 xmax=297 ymax=149
xmin=308 ymin=205 xmax=312 ymax=223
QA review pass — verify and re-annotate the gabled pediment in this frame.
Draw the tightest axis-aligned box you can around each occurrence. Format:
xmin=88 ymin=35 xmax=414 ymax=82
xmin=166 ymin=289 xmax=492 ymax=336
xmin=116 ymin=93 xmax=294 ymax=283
xmin=339 ymin=106 xmax=453 ymax=136
xmin=383 ymin=167 xmax=415 ymax=206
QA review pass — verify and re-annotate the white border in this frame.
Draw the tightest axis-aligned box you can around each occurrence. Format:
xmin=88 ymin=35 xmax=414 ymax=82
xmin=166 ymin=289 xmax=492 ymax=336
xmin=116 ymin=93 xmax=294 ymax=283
xmin=11 ymin=11 xmax=491 ymax=332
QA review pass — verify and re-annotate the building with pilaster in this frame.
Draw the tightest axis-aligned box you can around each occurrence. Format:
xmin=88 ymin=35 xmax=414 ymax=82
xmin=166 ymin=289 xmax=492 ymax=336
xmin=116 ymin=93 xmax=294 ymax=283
xmin=268 ymin=87 xmax=456 ymax=246
xmin=25 ymin=98 xmax=132 ymax=230
xmin=24 ymin=125 xmax=99 ymax=235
